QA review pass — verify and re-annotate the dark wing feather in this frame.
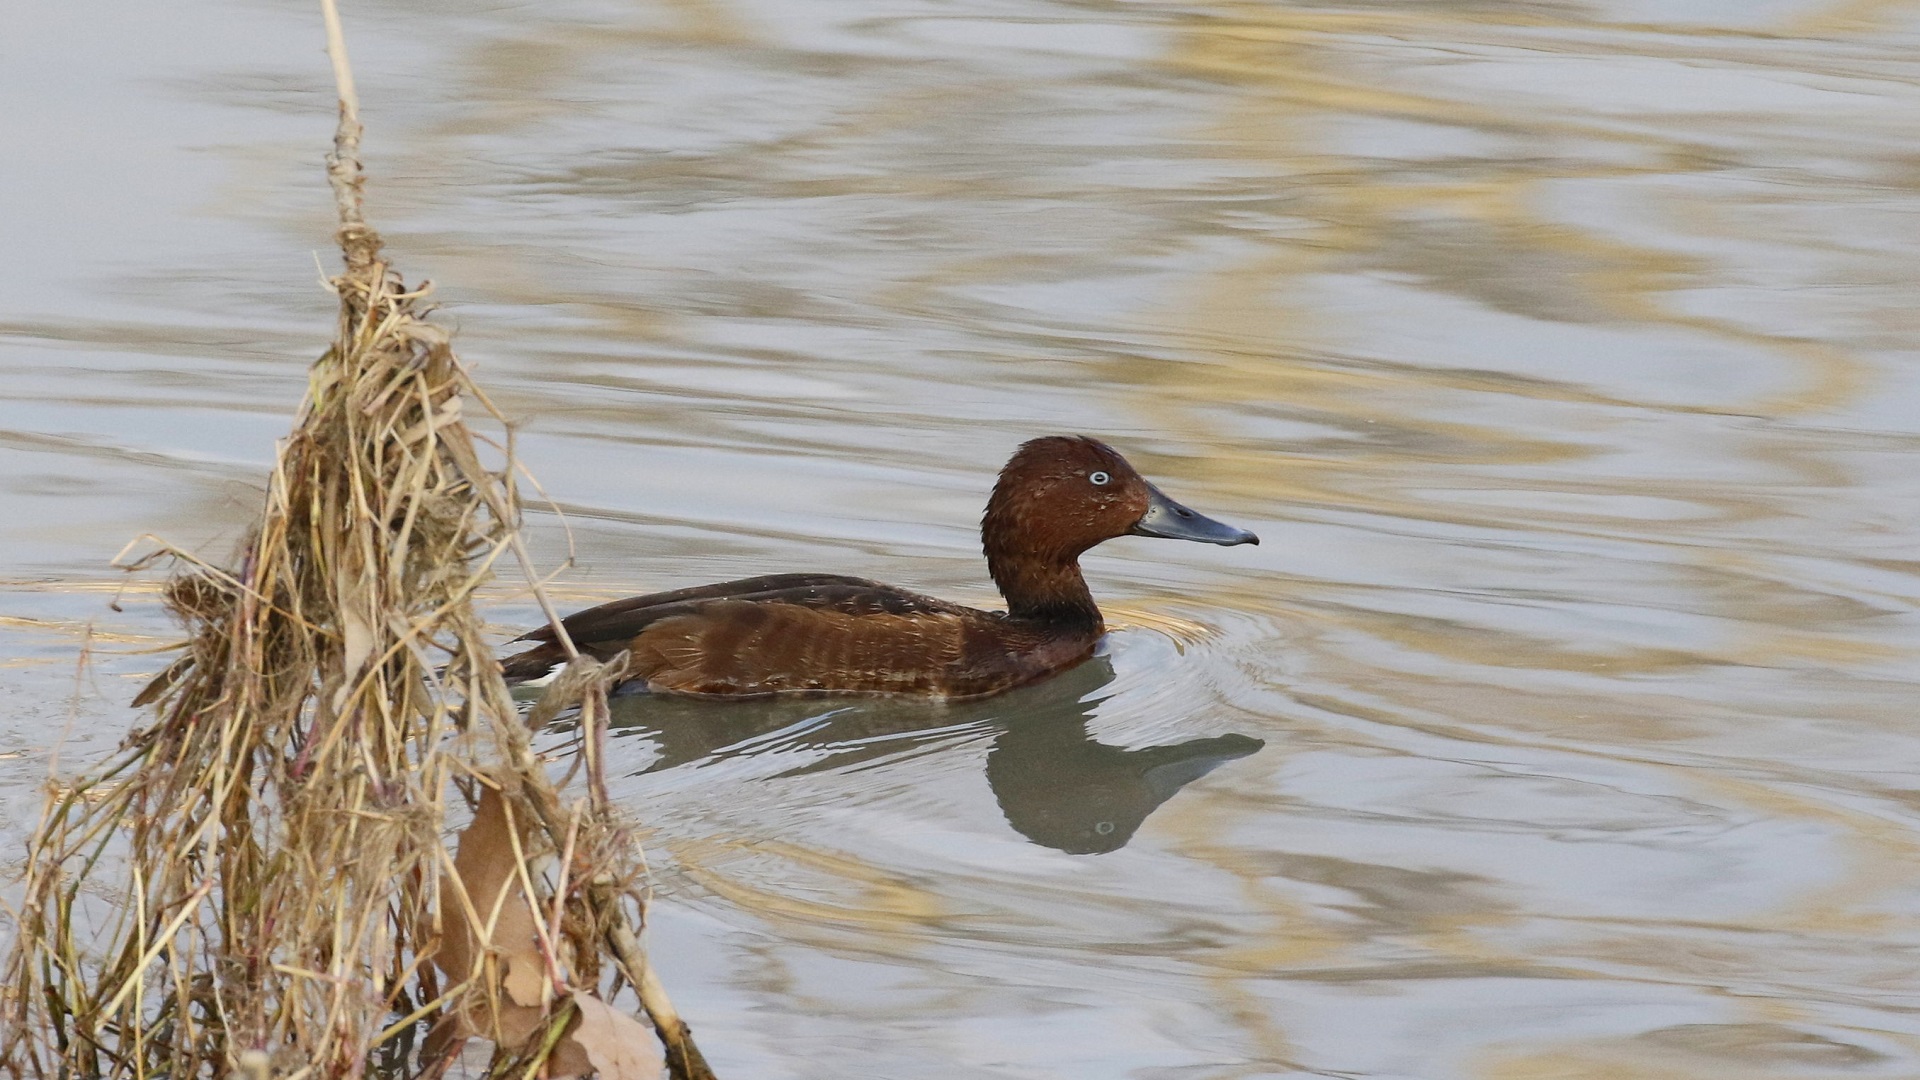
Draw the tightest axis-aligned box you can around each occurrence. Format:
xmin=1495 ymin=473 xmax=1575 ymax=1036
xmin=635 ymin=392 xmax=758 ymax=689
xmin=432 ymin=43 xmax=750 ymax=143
xmin=517 ymin=573 xmax=975 ymax=646
xmin=500 ymin=574 xmax=989 ymax=685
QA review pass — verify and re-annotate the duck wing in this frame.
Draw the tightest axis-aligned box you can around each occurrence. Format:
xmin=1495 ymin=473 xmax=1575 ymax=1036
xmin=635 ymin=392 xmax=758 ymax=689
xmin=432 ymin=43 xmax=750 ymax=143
xmin=500 ymin=573 xmax=992 ymax=688
xmin=514 ymin=573 xmax=976 ymax=646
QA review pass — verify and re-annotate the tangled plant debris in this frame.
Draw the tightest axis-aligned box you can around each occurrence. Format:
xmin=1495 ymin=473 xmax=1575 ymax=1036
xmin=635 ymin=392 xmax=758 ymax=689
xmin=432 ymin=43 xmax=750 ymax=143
xmin=0 ymin=4 xmax=716 ymax=1077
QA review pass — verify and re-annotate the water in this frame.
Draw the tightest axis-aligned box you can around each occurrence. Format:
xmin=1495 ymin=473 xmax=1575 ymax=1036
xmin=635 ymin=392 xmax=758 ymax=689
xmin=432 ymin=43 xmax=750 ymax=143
xmin=7 ymin=0 xmax=1920 ymax=1075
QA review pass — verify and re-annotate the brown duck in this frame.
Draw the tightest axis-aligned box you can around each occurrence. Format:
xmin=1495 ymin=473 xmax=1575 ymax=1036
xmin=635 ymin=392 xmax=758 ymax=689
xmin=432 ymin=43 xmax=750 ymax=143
xmin=501 ymin=436 xmax=1257 ymax=700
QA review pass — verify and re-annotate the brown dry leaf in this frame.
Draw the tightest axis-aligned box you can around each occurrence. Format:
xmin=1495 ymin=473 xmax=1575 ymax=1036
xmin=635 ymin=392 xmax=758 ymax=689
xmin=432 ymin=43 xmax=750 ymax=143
xmin=504 ymin=949 xmax=550 ymax=1008
xmin=440 ymin=784 xmax=553 ymax=1045
xmin=563 ymin=992 xmax=665 ymax=1080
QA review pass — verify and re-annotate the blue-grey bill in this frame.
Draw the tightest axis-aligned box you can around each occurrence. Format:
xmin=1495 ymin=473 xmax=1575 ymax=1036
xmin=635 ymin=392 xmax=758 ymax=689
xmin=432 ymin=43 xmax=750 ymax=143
xmin=1128 ymin=483 xmax=1260 ymax=546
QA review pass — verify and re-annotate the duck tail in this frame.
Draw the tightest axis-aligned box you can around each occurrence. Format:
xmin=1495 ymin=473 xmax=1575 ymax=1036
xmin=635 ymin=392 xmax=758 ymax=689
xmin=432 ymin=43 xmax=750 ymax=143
xmin=499 ymin=641 xmax=568 ymax=685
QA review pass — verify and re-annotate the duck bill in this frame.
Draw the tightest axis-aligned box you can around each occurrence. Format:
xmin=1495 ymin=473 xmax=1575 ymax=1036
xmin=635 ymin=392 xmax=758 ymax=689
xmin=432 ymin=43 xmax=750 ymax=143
xmin=1128 ymin=484 xmax=1259 ymax=546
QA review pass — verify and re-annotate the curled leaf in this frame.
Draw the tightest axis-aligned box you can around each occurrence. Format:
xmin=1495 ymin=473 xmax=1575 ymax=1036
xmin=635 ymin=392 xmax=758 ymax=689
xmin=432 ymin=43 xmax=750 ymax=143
xmin=564 ymin=992 xmax=665 ymax=1080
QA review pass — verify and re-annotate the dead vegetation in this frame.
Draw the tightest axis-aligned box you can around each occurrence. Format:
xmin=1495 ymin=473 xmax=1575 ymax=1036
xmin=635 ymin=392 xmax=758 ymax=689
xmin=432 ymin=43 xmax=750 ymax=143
xmin=0 ymin=4 xmax=715 ymax=1077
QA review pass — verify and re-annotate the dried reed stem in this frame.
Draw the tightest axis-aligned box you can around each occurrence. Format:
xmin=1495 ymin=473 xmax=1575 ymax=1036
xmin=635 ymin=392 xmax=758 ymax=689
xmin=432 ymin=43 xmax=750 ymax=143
xmin=0 ymin=3 xmax=717 ymax=1077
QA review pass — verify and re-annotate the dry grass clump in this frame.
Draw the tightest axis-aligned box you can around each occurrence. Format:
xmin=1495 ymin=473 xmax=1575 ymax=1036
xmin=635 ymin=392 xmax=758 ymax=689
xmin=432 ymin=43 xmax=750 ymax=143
xmin=0 ymin=6 xmax=713 ymax=1078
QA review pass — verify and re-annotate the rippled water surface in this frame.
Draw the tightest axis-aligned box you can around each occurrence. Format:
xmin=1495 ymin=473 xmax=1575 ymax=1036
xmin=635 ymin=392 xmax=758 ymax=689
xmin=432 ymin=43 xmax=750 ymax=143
xmin=9 ymin=0 xmax=1920 ymax=1075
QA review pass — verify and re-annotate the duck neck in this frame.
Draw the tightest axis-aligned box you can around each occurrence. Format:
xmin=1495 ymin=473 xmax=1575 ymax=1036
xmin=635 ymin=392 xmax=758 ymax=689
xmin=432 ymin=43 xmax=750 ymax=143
xmin=988 ymin=549 xmax=1103 ymax=627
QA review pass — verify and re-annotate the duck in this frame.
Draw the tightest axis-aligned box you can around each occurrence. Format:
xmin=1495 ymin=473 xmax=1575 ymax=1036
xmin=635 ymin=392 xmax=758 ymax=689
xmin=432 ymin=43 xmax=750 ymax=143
xmin=501 ymin=435 xmax=1258 ymax=700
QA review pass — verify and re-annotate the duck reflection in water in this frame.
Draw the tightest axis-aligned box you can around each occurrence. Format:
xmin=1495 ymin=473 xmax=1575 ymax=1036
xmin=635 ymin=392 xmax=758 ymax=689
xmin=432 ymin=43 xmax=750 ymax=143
xmin=606 ymin=655 xmax=1262 ymax=855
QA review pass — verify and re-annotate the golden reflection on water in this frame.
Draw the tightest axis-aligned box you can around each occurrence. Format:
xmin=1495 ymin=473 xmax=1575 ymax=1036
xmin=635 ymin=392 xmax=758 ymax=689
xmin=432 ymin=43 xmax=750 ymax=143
xmin=7 ymin=0 xmax=1920 ymax=1075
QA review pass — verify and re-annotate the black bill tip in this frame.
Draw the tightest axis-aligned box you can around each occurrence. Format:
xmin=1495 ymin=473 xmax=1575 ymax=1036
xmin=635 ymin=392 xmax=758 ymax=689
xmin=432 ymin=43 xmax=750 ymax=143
xmin=1128 ymin=484 xmax=1259 ymax=546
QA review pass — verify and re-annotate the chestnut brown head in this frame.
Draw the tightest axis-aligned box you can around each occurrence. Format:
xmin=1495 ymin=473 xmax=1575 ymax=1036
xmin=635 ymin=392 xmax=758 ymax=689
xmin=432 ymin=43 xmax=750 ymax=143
xmin=982 ymin=436 xmax=1258 ymax=566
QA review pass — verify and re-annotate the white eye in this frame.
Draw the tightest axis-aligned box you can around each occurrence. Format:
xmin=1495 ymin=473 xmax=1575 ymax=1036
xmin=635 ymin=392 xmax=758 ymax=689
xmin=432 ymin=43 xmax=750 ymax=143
xmin=1088 ymin=471 xmax=1111 ymax=486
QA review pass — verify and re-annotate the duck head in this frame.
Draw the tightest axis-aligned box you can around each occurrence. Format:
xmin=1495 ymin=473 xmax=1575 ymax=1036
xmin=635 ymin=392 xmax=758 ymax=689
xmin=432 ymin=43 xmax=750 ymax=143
xmin=982 ymin=436 xmax=1257 ymax=621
